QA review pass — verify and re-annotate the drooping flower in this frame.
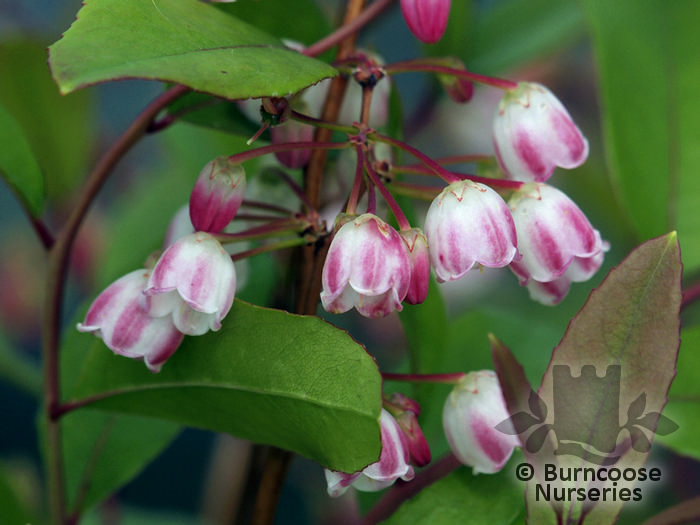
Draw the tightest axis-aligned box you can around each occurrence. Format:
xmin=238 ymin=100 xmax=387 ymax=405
xmin=189 ymin=157 xmax=246 ymax=234
xmin=77 ymin=269 xmax=184 ymax=373
xmin=522 ymin=248 xmax=607 ymax=306
xmin=400 ymin=0 xmax=451 ymax=44
xmin=493 ymin=82 xmax=589 ymax=183
xmin=508 ymin=183 xmax=603 ymax=284
xmin=424 ymin=180 xmax=518 ymax=283
xmin=398 ymin=228 xmax=430 ymax=305
xmin=321 ymin=214 xmax=410 ymax=317
xmin=325 ymin=409 xmax=415 ymax=497
xmin=143 ymin=232 xmax=236 ymax=336
xmin=443 ymin=371 xmax=520 ymax=474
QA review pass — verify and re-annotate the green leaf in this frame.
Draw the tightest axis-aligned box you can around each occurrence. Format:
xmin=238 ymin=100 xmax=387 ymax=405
xmin=467 ymin=0 xmax=585 ymax=74
xmin=214 ymin=0 xmax=332 ymax=50
xmin=49 ymin=0 xmax=337 ymax=99
xmin=70 ymin=300 xmax=382 ymax=473
xmin=0 ymin=40 xmax=95 ymax=201
xmin=0 ymin=464 xmax=36 ymax=525
xmin=525 ymin=233 xmax=681 ymax=524
xmin=60 ymin=320 xmax=181 ymax=513
xmin=582 ymin=1 xmax=700 ymax=271
xmin=165 ymin=92 xmax=261 ymax=136
xmin=0 ymin=102 xmax=45 ymax=217
xmin=656 ymin=325 xmax=700 ymax=460
xmin=384 ymin=461 xmax=524 ymax=525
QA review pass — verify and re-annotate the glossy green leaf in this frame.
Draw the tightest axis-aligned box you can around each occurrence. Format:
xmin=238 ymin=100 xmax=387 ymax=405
xmin=0 ymin=102 xmax=45 ymax=217
xmin=49 ymin=0 xmax=336 ymax=100
xmin=69 ymin=300 xmax=382 ymax=473
xmin=521 ymin=233 xmax=681 ymax=524
xmin=582 ymin=1 xmax=700 ymax=271
xmin=656 ymin=325 xmax=700 ymax=460
xmin=60 ymin=321 xmax=181 ymax=513
xmin=384 ymin=461 xmax=524 ymax=525
xmin=165 ymin=92 xmax=261 ymax=136
xmin=214 ymin=0 xmax=331 ymax=50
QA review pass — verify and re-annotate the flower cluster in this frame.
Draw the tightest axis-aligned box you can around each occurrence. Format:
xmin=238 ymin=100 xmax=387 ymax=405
xmin=319 ymin=80 xmax=604 ymax=317
xmin=78 ymin=159 xmax=243 ymax=372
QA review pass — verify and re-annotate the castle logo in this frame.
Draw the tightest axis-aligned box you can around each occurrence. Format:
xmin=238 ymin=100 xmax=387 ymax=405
xmin=496 ymin=364 xmax=678 ymax=466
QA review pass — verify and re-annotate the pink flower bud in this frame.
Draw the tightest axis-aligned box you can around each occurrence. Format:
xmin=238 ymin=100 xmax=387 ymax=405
xmin=143 ymin=232 xmax=236 ymax=335
xmin=424 ymin=180 xmax=518 ymax=283
xmin=321 ymin=214 xmax=410 ymax=318
xmin=270 ymin=120 xmax=314 ymax=169
xmin=77 ymin=270 xmax=184 ymax=373
xmin=508 ymin=183 xmax=603 ymax=284
xmin=399 ymin=228 xmax=430 ymax=305
xmin=493 ymin=82 xmax=589 ymax=183
xmin=437 ymin=59 xmax=474 ymax=103
xmin=443 ymin=371 xmax=519 ymax=474
xmin=386 ymin=393 xmax=431 ymax=467
xmin=189 ymin=157 xmax=246 ymax=234
xmin=325 ymin=409 xmax=415 ymax=497
xmin=400 ymin=0 xmax=451 ymax=44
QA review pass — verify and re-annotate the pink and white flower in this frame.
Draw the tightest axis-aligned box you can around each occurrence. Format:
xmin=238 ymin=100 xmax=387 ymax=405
xmin=523 ymin=249 xmax=607 ymax=306
xmin=270 ymin=120 xmax=314 ymax=169
xmin=508 ymin=183 xmax=603 ymax=284
xmin=493 ymin=82 xmax=588 ymax=182
xmin=400 ymin=0 xmax=451 ymax=44
xmin=77 ymin=269 xmax=184 ymax=373
xmin=143 ymin=232 xmax=236 ymax=335
xmin=424 ymin=180 xmax=518 ymax=283
xmin=189 ymin=157 xmax=246 ymax=234
xmin=325 ymin=409 xmax=415 ymax=497
xmin=443 ymin=370 xmax=520 ymax=474
xmin=321 ymin=214 xmax=410 ymax=318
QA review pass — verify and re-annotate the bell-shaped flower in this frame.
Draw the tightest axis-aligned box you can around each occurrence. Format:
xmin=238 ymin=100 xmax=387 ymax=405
xmin=143 ymin=232 xmax=236 ymax=336
xmin=400 ymin=0 xmax=451 ymax=44
xmin=522 ymin=248 xmax=607 ymax=306
xmin=189 ymin=157 xmax=246 ymax=234
xmin=508 ymin=183 xmax=603 ymax=285
xmin=325 ymin=409 xmax=415 ymax=497
xmin=493 ymin=82 xmax=589 ymax=183
xmin=398 ymin=228 xmax=430 ymax=305
xmin=77 ymin=269 xmax=184 ymax=373
xmin=321 ymin=214 xmax=410 ymax=318
xmin=443 ymin=370 xmax=520 ymax=474
xmin=424 ymin=180 xmax=518 ymax=283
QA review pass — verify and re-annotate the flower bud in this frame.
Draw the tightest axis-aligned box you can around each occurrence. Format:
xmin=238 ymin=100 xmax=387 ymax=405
xmin=437 ymin=59 xmax=474 ymax=103
xmin=143 ymin=232 xmax=236 ymax=335
xmin=77 ymin=269 xmax=184 ymax=373
xmin=325 ymin=409 xmax=415 ymax=497
xmin=493 ymin=82 xmax=588 ymax=182
xmin=270 ymin=120 xmax=314 ymax=169
xmin=399 ymin=228 xmax=430 ymax=305
xmin=424 ymin=180 xmax=518 ymax=283
xmin=321 ymin=214 xmax=410 ymax=318
xmin=189 ymin=157 xmax=246 ymax=234
xmin=443 ymin=371 xmax=519 ymax=474
xmin=400 ymin=0 xmax=451 ymax=44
